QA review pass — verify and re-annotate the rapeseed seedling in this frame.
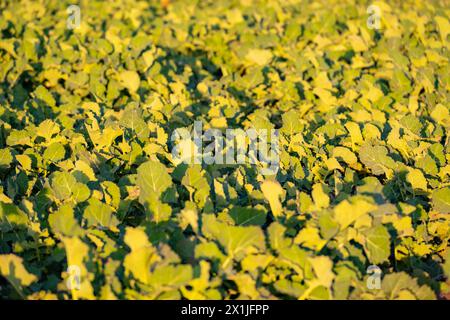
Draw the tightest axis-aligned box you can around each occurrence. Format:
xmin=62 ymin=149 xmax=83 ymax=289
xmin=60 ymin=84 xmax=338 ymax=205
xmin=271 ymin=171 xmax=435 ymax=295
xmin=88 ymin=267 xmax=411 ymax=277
xmin=0 ymin=0 xmax=449 ymax=300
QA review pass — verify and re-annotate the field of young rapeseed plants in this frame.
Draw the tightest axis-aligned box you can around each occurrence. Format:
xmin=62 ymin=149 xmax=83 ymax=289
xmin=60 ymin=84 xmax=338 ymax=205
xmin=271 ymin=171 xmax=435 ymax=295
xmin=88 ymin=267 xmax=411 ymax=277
xmin=0 ymin=0 xmax=449 ymax=300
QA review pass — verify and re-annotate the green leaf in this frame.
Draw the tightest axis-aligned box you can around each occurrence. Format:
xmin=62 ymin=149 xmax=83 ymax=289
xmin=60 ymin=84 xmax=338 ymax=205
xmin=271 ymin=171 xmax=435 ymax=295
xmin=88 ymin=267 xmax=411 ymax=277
xmin=148 ymin=265 xmax=193 ymax=288
xmin=281 ymin=109 xmax=303 ymax=136
xmin=182 ymin=165 xmax=211 ymax=209
xmin=312 ymin=183 xmax=330 ymax=209
xmin=229 ymin=206 xmax=266 ymax=226
xmin=382 ymin=272 xmax=435 ymax=300
xmin=137 ymin=160 xmax=172 ymax=202
xmin=261 ymin=179 xmax=284 ymax=217
xmin=43 ymin=142 xmax=66 ymax=162
xmin=0 ymin=202 xmax=29 ymax=231
xmin=364 ymin=225 xmax=391 ymax=264
xmin=274 ymin=279 xmax=305 ymax=298
xmin=34 ymin=85 xmax=56 ymax=107
xmin=400 ymin=115 xmax=422 ymax=136
xmin=123 ymin=227 xmax=157 ymax=285
xmin=49 ymin=204 xmax=83 ymax=236
xmin=61 ymin=236 xmax=95 ymax=299
xmin=268 ymin=222 xmax=292 ymax=251
xmin=0 ymin=254 xmax=37 ymax=288
xmin=416 ymin=155 xmax=438 ymax=176
xmin=245 ymin=49 xmax=273 ymax=66
xmin=84 ymin=198 xmax=119 ymax=230
xmin=50 ymin=171 xmax=89 ymax=203
xmin=334 ymin=196 xmax=377 ymax=230
xmin=50 ymin=171 xmax=77 ymax=200
xmin=0 ymin=148 xmax=13 ymax=169
xmin=202 ymin=214 xmax=265 ymax=258
xmin=406 ymin=168 xmax=428 ymax=192
xmin=332 ymin=146 xmax=357 ymax=165
xmin=120 ymin=103 xmax=149 ymax=139
xmin=359 ymin=144 xmax=396 ymax=175
xmin=6 ymin=130 xmax=31 ymax=146
xmin=119 ymin=70 xmax=140 ymax=93
xmin=431 ymin=187 xmax=450 ymax=214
